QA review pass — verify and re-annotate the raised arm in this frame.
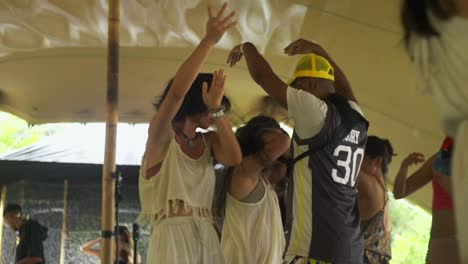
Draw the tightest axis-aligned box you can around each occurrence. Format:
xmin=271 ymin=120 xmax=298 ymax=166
xmin=393 ymin=153 xmax=433 ymax=199
xmin=204 ymin=70 xmax=242 ymax=166
xmin=148 ymin=3 xmax=236 ymax=145
xmin=144 ymin=4 xmax=236 ymax=171
xmin=79 ymin=238 xmax=101 ymax=257
xmin=227 ymin=43 xmax=288 ymax=108
xmin=284 ymin=39 xmax=358 ymax=103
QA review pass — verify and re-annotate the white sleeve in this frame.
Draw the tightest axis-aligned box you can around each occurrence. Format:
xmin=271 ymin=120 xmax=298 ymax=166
xmin=287 ymin=86 xmax=328 ymax=139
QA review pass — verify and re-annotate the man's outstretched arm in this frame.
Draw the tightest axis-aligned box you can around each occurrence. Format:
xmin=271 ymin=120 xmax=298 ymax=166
xmin=227 ymin=42 xmax=288 ymax=109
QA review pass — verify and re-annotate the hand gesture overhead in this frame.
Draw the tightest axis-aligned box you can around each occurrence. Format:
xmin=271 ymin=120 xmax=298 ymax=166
xmin=226 ymin=44 xmax=243 ymax=67
xmin=402 ymin=152 xmax=425 ymax=167
xmin=204 ymin=3 xmax=237 ymax=45
xmin=203 ymin=69 xmax=227 ymax=109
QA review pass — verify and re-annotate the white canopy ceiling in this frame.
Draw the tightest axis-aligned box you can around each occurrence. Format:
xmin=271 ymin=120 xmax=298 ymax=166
xmin=0 ymin=0 xmax=442 ymax=210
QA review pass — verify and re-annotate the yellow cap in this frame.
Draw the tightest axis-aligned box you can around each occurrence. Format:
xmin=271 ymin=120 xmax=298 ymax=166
xmin=287 ymin=54 xmax=335 ymax=85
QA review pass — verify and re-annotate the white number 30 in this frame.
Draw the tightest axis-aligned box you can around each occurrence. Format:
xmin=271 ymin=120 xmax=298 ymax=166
xmin=331 ymin=145 xmax=364 ymax=187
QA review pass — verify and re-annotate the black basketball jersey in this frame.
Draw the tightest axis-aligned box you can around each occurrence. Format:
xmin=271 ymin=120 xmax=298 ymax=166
xmin=285 ymin=94 xmax=368 ymax=264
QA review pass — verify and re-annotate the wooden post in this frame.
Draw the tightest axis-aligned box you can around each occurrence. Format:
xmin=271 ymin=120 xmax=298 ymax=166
xmin=59 ymin=180 xmax=68 ymax=264
xmin=0 ymin=186 xmax=7 ymax=264
xmin=101 ymin=0 xmax=119 ymax=263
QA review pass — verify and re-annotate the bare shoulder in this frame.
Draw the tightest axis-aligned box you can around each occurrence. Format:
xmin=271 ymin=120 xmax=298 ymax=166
xmin=144 ymin=130 xmax=173 ymax=171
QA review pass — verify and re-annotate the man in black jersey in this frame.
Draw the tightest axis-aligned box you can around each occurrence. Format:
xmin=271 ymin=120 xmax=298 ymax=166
xmin=227 ymin=38 xmax=368 ymax=264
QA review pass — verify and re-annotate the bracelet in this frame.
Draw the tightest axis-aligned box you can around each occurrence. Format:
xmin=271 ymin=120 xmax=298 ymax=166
xmin=240 ymin=43 xmax=245 ymax=54
xmin=210 ymin=108 xmax=225 ymax=118
xmin=208 ymin=106 xmax=225 ymax=113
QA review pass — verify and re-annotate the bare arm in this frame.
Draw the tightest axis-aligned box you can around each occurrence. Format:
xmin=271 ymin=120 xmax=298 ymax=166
xmin=358 ymin=171 xmax=375 ymax=200
xmin=203 ymin=70 xmax=242 ymax=166
xmin=227 ymin=43 xmax=288 ymax=108
xmin=284 ymin=39 xmax=358 ymax=103
xmin=207 ymin=117 xmax=242 ymax=166
xmin=79 ymin=238 xmax=101 ymax=257
xmin=393 ymin=153 xmax=433 ymax=199
xmin=145 ymin=4 xmax=237 ymax=170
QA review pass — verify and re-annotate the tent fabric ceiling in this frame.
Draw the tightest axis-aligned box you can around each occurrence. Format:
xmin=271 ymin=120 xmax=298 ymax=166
xmin=0 ymin=0 xmax=441 ymax=210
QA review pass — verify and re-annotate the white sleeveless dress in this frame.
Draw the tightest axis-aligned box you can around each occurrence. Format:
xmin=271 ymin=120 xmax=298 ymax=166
xmin=138 ymin=134 xmax=224 ymax=263
xmin=221 ymin=178 xmax=285 ymax=264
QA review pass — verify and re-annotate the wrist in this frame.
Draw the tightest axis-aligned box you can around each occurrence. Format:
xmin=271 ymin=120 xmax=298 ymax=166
xmin=200 ymin=37 xmax=216 ymax=48
xmin=209 ymin=106 xmax=225 ymax=119
xmin=207 ymin=104 xmax=222 ymax=110
xmin=241 ymin=42 xmax=253 ymax=53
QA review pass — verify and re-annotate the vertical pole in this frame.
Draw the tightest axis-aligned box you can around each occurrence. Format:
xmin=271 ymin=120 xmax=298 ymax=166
xmin=102 ymin=0 xmax=119 ymax=263
xmin=0 ymin=186 xmax=7 ymax=264
xmin=59 ymin=180 xmax=68 ymax=264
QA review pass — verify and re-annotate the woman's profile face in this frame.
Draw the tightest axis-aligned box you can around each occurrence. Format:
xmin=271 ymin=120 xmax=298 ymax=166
xmin=360 ymin=155 xmax=375 ymax=175
xmin=194 ymin=111 xmax=214 ymax=129
xmin=119 ymin=232 xmax=129 ymax=243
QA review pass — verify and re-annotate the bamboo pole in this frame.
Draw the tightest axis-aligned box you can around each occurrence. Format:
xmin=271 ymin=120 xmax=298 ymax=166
xmin=0 ymin=186 xmax=7 ymax=264
xmin=59 ymin=180 xmax=68 ymax=264
xmin=101 ymin=0 xmax=119 ymax=263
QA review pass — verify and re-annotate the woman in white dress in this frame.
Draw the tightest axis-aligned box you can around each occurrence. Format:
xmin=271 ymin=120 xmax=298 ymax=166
xmin=217 ymin=116 xmax=290 ymax=264
xmin=137 ymin=4 xmax=241 ymax=263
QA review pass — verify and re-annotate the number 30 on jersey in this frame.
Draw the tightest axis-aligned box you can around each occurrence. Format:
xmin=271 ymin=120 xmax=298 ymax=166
xmin=331 ymin=145 xmax=364 ymax=187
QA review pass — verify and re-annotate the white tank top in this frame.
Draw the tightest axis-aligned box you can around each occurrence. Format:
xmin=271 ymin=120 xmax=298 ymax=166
xmin=221 ymin=178 xmax=285 ymax=264
xmin=137 ymin=134 xmax=215 ymax=226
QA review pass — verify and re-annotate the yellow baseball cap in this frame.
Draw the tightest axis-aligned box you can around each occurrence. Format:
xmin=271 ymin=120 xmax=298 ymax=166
xmin=287 ymin=54 xmax=335 ymax=85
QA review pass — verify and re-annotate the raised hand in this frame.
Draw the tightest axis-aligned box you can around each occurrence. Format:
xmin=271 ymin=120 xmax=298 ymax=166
xmin=284 ymin=38 xmax=322 ymax=56
xmin=226 ymin=44 xmax=243 ymax=67
xmin=203 ymin=69 xmax=227 ymax=109
xmin=204 ymin=3 xmax=237 ymax=45
xmin=402 ymin=152 xmax=425 ymax=167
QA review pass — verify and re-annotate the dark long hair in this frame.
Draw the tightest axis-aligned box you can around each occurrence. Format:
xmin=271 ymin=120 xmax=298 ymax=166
xmin=153 ymin=73 xmax=231 ymax=122
xmin=3 ymin=203 xmax=22 ymax=217
xmin=365 ymin=136 xmax=395 ymax=177
xmin=401 ymin=0 xmax=457 ymax=49
xmin=116 ymin=226 xmax=131 ymax=264
xmin=214 ymin=116 xmax=285 ymax=218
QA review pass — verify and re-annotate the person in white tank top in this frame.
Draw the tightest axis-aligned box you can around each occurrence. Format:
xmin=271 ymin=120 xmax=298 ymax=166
xmin=217 ymin=116 xmax=291 ymax=264
xmin=138 ymin=4 xmax=242 ymax=263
